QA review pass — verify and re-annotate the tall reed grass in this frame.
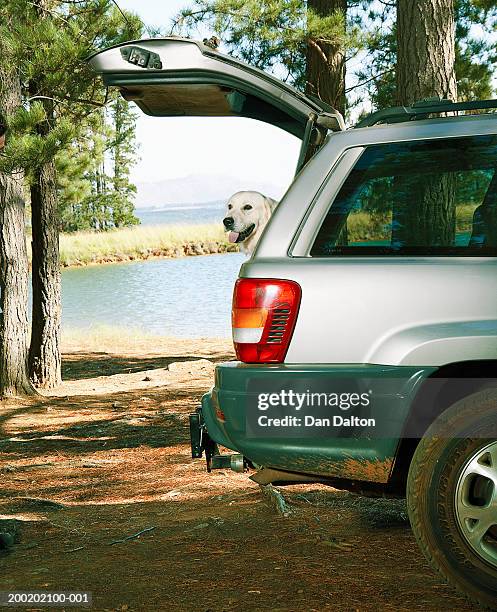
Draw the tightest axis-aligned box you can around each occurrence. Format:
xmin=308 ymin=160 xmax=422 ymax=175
xmin=58 ymin=223 xmax=229 ymax=266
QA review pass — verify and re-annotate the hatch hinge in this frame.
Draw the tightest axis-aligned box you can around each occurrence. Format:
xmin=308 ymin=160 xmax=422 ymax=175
xmin=316 ymin=111 xmax=346 ymax=132
xmin=295 ymin=110 xmax=345 ymax=174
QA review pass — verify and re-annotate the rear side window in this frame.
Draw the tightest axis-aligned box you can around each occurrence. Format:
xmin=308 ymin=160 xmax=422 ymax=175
xmin=311 ymin=134 xmax=497 ymax=256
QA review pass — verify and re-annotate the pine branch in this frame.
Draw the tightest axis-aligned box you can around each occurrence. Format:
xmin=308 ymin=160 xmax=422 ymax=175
xmin=345 ymin=68 xmax=395 ymax=93
xmin=109 ymin=0 xmax=133 ymax=29
xmin=27 ymin=92 xmax=110 ymax=110
xmin=307 ymin=38 xmax=329 ymax=65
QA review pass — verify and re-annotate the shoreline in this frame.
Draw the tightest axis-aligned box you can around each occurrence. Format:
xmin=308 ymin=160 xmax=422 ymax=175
xmin=56 ymin=223 xmax=238 ymax=268
xmin=60 ymin=326 xmax=233 ymax=354
xmin=60 ymin=239 xmax=239 ymax=268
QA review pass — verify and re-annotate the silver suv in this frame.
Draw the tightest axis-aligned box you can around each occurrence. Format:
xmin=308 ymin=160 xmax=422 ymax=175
xmin=90 ymin=38 xmax=497 ymax=609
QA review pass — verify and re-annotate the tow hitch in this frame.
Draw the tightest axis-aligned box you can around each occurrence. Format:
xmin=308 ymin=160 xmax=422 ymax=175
xmin=210 ymin=454 xmax=245 ymax=472
xmin=189 ymin=408 xmax=246 ymax=473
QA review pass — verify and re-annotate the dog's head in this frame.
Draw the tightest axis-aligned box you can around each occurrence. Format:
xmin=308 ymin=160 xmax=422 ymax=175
xmin=223 ymin=191 xmax=277 ymax=254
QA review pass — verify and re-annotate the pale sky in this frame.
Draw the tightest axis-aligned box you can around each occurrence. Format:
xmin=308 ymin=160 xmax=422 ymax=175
xmin=115 ymin=0 xmax=301 ymax=195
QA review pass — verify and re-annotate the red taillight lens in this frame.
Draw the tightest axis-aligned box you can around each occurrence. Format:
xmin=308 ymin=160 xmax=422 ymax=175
xmin=232 ymin=278 xmax=301 ymax=363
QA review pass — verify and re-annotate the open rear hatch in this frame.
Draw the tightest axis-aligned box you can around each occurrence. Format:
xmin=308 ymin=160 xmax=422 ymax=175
xmin=88 ymin=37 xmax=344 ymax=169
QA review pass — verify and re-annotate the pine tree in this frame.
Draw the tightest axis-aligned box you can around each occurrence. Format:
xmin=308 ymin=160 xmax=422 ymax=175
xmin=61 ymin=102 xmax=140 ymax=233
xmin=455 ymin=0 xmax=496 ymax=100
xmin=56 ymin=136 xmax=94 ymax=232
xmin=397 ymin=0 xmax=457 ymax=104
xmin=27 ymin=1 xmax=63 ymax=387
xmin=3 ymin=0 xmax=142 ymax=388
xmin=86 ymin=111 xmax=113 ymax=231
xmin=354 ymin=0 xmax=496 ymax=114
xmin=306 ymin=0 xmax=347 ymax=114
xmin=0 ymin=169 xmax=35 ymax=397
xmin=109 ymin=97 xmax=140 ymax=229
xmin=0 ymin=22 xmax=36 ymax=396
xmin=394 ymin=0 xmax=457 ymax=248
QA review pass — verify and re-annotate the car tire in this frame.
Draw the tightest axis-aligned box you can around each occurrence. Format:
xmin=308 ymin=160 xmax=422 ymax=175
xmin=406 ymin=388 xmax=497 ymax=610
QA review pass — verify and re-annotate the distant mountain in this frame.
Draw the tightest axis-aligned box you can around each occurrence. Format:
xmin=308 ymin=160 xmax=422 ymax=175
xmin=134 ymin=174 xmax=285 ymax=208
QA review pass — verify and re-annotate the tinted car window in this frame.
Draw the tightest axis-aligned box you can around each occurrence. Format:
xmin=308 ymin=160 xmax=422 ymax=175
xmin=311 ymin=135 xmax=497 ymax=256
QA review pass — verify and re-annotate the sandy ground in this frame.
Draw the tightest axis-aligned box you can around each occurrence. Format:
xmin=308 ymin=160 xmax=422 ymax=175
xmin=0 ymin=337 xmax=478 ymax=611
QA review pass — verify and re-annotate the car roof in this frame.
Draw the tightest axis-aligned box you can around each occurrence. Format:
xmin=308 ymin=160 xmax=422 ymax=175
xmin=333 ymin=112 xmax=497 ymax=148
xmin=355 ymin=98 xmax=497 ymax=128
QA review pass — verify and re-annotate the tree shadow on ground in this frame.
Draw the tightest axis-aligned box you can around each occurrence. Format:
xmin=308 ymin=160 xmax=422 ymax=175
xmin=62 ymin=351 xmax=233 ymax=380
xmin=0 ymin=387 xmax=198 ymax=458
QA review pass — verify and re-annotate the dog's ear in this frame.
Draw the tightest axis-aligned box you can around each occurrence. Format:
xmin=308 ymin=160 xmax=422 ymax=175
xmin=262 ymin=196 xmax=278 ymax=221
xmin=268 ymin=197 xmax=278 ymax=211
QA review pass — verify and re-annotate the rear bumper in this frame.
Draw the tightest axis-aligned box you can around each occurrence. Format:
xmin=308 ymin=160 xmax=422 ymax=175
xmin=201 ymin=391 xmax=238 ymax=452
xmin=196 ymin=361 xmax=437 ymax=484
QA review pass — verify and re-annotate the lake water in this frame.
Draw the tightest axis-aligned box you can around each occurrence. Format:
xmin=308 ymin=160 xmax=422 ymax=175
xmin=136 ymin=202 xmax=225 ymax=226
xmin=62 ymin=253 xmax=245 ymax=338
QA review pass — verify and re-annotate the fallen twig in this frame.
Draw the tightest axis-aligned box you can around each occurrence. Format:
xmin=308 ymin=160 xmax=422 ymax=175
xmin=295 ymin=494 xmax=313 ymax=505
xmin=109 ymin=526 xmax=156 ymax=545
xmin=63 ymin=546 xmax=85 ymax=553
xmin=259 ymin=484 xmax=292 ymax=517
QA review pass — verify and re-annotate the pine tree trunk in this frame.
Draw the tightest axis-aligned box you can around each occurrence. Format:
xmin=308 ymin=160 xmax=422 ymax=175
xmin=29 ymin=158 xmax=62 ymax=389
xmin=26 ymin=0 xmax=62 ymax=390
xmin=394 ymin=0 xmax=458 ymax=248
xmin=396 ymin=0 xmax=457 ymax=105
xmin=0 ymin=68 xmax=36 ymax=397
xmin=306 ymin=0 xmax=347 ymax=116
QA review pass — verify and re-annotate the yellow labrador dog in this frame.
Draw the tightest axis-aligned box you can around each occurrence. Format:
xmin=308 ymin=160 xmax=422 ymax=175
xmin=223 ymin=191 xmax=278 ymax=255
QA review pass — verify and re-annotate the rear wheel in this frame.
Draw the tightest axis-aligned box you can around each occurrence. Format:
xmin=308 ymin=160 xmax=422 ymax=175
xmin=407 ymin=389 xmax=497 ymax=610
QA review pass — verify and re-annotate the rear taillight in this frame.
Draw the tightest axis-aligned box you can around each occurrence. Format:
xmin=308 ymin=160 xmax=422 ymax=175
xmin=232 ymin=278 xmax=301 ymax=363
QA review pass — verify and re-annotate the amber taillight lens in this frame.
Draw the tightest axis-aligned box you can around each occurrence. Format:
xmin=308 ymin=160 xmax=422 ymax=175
xmin=232 ymin=278 xmax=301 ymax=363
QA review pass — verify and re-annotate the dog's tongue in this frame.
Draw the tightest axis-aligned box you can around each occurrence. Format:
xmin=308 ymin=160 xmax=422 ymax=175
xmin=228 ymin=231 xmax=239 ymax=243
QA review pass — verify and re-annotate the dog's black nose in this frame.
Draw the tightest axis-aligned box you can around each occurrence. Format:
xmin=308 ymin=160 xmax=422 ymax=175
xmin=223 ymin=217 xmax=234 ymax=229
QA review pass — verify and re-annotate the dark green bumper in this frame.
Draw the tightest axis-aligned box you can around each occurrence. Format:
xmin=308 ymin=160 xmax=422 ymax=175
xmin=197 ymin=361 xmax=437 ymax=484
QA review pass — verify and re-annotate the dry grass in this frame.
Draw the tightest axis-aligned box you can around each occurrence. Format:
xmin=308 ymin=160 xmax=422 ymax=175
xmin=58 ymin=223 xmax=228 ymax=266
xmin=60 ymin=324 xmax=232 ymax=356
xmin=61 ymin=325 xmax=158 ymax=352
